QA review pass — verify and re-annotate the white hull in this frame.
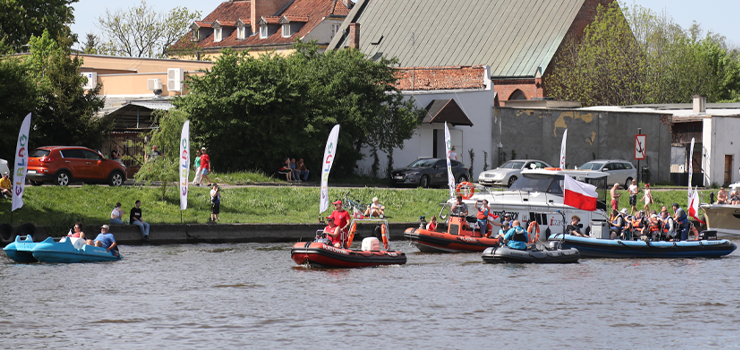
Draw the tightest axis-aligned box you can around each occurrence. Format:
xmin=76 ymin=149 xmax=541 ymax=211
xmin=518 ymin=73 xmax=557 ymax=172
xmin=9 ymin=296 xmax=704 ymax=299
xmin=701 ymin=204 xmax=740 ymax=237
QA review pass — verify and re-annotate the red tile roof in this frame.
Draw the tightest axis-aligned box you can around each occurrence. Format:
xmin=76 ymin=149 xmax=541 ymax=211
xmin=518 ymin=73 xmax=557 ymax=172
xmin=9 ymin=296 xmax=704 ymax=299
xmin=216 ymin=20 xmax=237 ymax=27
xmin=260 ymin=16 xmax=281 ymax=24
xmin=172 ymin=0 xmax=350 ymax=53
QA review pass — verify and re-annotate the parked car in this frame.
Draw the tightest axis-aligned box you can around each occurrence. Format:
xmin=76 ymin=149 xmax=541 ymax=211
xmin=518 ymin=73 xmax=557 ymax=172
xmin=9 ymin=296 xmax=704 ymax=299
xmin=0 ymin=158 xmax=9 ymax=177
xmin=27 ymin=146 xmax=127 ymax=186
xmin=478 ymin=159 xmax=551 ymax=187
xmin=578 ymin=160 xmax=636 ymax=189
xmin=391 ymin=158 xmax=469 ymax=188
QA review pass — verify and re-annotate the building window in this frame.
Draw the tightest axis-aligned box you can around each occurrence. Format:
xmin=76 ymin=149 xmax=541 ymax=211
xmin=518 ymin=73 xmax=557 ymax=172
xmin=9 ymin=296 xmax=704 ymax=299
xmin=260 ymin=25 xmax=268 ymax=39
xmin=509 ymin=89 xmax=527 ymax=100
xmin=282 ymin=24 xmax=290 ymax=37
xmin=331 ymin=24 xmax=341 ymax=39
xmin=214 ymin=28 xmax=222 ymax=42
xmin=193 ymin=29 xmax=200 ymax=41
xmin=237 ymin=26 xmax=245 ymax=40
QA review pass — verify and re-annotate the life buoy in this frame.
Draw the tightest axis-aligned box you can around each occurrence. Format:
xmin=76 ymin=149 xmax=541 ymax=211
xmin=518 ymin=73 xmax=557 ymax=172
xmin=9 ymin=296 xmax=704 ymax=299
xmin=381 ymin=224 xmax=388 ymax=250
xmin=527 ymin=221 xmax=540 ymax=243
xmin=347 ymin=222 xmax=357 ymax=248
xmin=455 ymin=182 xmax=475 ymax=199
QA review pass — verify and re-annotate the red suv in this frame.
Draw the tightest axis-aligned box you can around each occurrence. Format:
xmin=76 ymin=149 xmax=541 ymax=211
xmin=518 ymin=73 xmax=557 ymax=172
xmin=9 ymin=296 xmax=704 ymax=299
xmin=27 ymin=146 xmax=127 ymax=186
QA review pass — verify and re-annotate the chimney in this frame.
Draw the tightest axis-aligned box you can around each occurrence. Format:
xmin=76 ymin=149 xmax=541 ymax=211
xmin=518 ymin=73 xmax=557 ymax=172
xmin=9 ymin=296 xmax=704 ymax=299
xmin=348 ymin=23 xmax=360 ymax=49
xmin=692 ymin=95 xmax=706 ymax=114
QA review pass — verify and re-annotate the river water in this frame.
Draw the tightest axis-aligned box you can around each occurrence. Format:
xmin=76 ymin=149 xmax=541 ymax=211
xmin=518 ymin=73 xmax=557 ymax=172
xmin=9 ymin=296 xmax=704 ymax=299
xmin=2 ymin=239 xmax=740 ymax=349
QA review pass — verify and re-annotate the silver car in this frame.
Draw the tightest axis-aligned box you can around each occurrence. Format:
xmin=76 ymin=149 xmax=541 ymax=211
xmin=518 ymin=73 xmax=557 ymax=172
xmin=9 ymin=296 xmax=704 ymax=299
xmin=0 ymin=158 xmax=9 ymax=177
xmin=578 ymin=160 xmax=637 ymax=189
xmin=478 ymin=159 xmax=551 ymax=187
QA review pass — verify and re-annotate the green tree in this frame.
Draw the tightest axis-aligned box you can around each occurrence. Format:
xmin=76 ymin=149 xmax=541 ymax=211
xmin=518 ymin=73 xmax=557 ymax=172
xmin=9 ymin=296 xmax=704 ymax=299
xmin=175 ymin=43 xmax=424 ymax=176
xmin=97 ymin=0 xmax=201 ymax=58
xmin=0 ymin=44 xmax=39 ymax=162
xmin=134 ymin=109 xmax=187 ymax=200
xmin=0 ymin=0 xmax=77 ymax=52
xmin=27 ymin=29 xmax=109 ymax=149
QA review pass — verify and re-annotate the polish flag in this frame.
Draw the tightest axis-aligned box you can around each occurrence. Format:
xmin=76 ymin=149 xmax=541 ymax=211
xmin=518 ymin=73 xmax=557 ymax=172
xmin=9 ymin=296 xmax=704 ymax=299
xmin=563 ymin=174 xmax=597 ymax=211
xmin=688 ymin=186 xmax=705 ymax=225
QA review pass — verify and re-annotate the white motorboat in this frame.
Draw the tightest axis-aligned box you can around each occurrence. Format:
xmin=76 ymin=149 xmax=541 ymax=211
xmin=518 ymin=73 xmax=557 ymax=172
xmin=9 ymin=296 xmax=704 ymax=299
xmin=445 ymin=169 xmax=610 ymax=237
xmin=701 ymin=183 xmax=740 ymax=237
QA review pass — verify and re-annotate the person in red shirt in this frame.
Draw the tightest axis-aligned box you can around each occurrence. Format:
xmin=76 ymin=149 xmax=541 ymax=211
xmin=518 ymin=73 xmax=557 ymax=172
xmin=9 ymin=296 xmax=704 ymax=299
xmin=327 ymin=200 xmax=351 ymax=240
xmin=323 ymin=218 xmax=341 ymax=247
xmin=198 ymin=147 xmax=212 ymax=186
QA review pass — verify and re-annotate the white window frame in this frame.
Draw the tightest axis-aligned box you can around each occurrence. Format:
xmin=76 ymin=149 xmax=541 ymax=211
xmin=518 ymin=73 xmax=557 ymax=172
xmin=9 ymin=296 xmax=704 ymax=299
xmin=214 ymin=27 xmax=222 ymax=42
xmin=331 ymin=24 xmax=341 ymax=39
xmin=282 ymin=24 xmax=290 ymax=37
xmin=237 ymin=26 xmax=245 ymax=40
xmin=260 ymin=25 xmax=268 ymax=39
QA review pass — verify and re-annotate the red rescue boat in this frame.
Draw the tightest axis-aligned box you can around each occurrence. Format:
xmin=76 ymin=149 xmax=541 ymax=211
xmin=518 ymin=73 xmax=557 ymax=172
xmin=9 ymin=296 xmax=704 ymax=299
xmin=404 ymin=215 xmax=503 ymax=253
xmin=291 ymin=219 xmax=406 ymax=268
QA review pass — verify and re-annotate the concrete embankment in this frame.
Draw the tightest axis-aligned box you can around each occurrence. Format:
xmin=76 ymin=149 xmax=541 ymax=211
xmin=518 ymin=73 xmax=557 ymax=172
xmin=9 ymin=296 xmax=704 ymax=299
xmin=6 ymin=222 xmax=420 ymax=246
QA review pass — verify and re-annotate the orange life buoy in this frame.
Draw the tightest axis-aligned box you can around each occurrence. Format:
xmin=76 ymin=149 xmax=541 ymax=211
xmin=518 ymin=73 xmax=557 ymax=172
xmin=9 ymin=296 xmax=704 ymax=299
xmin=346 ymin=222 xmax=357 ymax=248
xmin=381 ymin=224 xmax=388 ymax=250
xmin=527 ymin=221 xmax=541 ymax=243
xmin=455 ymin=182 xmax=475 ymax=200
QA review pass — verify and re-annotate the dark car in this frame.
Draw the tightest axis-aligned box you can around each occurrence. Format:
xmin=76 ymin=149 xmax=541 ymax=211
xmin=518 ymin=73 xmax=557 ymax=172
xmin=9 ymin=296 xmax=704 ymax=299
xmin=27 ymin=146 xmax=127 ymax=186
xmin=391 ymin=158 xmax=469 ymax=188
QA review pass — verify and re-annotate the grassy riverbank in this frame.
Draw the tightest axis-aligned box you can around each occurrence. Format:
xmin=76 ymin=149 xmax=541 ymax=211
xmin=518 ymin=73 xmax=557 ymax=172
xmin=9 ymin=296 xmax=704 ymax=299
xmin=0 ymin=186 xmax=450 ymax=228
xmin=0 ymin=184 xmax=713 ymax=229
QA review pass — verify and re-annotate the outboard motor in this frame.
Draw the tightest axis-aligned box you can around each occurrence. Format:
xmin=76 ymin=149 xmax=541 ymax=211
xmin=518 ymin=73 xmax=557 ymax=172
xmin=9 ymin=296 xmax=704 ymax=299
xmin=546 ymin=241 xmax=562 ymax=251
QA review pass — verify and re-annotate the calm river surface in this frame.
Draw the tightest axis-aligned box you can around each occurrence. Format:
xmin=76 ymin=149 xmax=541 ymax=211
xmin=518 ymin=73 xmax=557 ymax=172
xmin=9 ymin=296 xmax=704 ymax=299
xmin=2 ymin=239 xmax=740 ymax=349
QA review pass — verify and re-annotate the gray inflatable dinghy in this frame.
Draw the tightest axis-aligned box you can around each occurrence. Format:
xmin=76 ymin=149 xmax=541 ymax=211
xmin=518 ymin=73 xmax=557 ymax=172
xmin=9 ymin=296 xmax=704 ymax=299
xmin=482 ymin=241 xmax=580 ymax=264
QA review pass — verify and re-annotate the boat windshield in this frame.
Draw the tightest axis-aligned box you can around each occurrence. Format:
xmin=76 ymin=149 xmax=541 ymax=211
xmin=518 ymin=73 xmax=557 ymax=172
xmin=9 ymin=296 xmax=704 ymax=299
xmin=509 ymin=174 xmax=564 ymax=195
xmin=578 ymin=162 xmax=604 ymax=170
xmin=407 ymin=159 xmax=437 ymax=168
xmin=500 ymin=161 xmax=525 ymax=169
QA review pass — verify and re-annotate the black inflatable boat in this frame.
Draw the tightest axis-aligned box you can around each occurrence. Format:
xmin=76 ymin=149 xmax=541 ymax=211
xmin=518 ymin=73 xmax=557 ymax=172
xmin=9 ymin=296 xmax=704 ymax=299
xmin=481 ymin=241 xmax=580 ymax=264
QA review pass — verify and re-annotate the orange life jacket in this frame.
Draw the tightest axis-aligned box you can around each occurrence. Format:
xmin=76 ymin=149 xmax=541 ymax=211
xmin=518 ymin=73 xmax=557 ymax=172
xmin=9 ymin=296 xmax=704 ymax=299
xmin=648 ymin=221 xmax=661 ymax=233
xmin=631 ymin=217 xmax=644 ymax=229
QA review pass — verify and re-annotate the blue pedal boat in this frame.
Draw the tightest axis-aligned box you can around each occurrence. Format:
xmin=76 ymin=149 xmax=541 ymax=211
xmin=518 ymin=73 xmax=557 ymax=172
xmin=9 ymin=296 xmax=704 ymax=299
xmin=549 ymin=234 xmax=737 ymax=259
xmin=3 ymin=235 xmax=38 ymax=262
xmin=3 ymin=236 xmax=122 ymax=263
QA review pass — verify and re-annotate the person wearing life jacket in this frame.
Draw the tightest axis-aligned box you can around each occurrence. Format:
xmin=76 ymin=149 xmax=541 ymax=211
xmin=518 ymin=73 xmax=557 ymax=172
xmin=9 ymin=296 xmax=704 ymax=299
xmin=426 ymin=216 xmax=438 ymax=232
xmin=630 ymin=211 xmax=646 ymax=240
xmin=646 ymin=214 xmax=662 ymax=241
xmin=495 ymin=221 xmax=511 ymax=240
xmin=475 ymin=199 xmax=490 ymax=237
xmin=658 ymin=207 xmax=675 ymax=241
xmin=610 ymin=208 xmax=628 ymax=239
xmin=672 ymin=202 xmax=689 ymax=241
xmin=502 ymin=220 xmax=529 ymax=250
xmin=322 ymin=217 xmax=342 ymax=248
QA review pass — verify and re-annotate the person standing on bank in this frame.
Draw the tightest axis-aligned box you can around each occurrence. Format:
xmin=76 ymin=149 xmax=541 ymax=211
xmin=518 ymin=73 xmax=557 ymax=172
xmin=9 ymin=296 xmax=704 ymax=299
xmin=198 ymin=147 xmax=212 ymax=186
xmin=110 ymin=145 xmax=122 ymax=163
xmin=130 ymin=200 xmax=150 ymax=240
xmin=210 ymin=184 xmax=221 ymax=222
xmin=449 ymin=146 xmax=458 ymax=161
xmin=628 ymin=179 xmax=639 ymax=215
xmin=192 ymin=150 xmax=202 ymax=186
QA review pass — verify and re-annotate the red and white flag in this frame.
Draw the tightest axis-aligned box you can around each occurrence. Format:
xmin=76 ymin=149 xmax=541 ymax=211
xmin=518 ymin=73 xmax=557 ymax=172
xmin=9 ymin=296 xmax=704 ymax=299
xmin=688 ymin=186 xmax=705 ymax=225
xmin=563 ymin=174 xmax=597 ymax=211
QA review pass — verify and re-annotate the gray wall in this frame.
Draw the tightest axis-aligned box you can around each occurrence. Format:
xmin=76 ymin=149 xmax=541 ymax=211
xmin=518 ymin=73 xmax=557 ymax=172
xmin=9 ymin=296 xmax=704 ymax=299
xmin=492 ymin=108 xmax=672 ymax=183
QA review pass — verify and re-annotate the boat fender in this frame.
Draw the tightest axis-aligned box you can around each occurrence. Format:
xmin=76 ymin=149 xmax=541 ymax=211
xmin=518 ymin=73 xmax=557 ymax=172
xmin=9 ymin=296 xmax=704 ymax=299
xmin=381 ymin=224 xmax=389 ymax=250
xmin=0 ymin=223 xmax=14 ymax=245
xmin=527 ymin=221 xmax=540 ymax=243
xmin=347 ymin=222 xmax=357 ymax=248
xmin=455 ymin=182 xmax=475 ymax=200
xmin=15 ymin=223 xmax=39 ymax=242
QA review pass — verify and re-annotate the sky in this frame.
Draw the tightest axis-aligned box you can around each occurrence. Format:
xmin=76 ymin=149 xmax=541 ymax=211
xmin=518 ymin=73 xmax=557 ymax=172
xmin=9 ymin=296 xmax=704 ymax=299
xmin=68 ymin=0 xmax=740 ymax=50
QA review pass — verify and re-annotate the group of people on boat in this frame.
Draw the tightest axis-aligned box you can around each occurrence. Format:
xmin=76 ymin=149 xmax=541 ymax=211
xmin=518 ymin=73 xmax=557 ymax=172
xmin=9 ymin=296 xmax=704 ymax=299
xmin=66 ymin=223 xmax=119 ymax=256
xmin=608 ymin=203 xmax=693 ymax=241
xmin=715 ymin=186 xmax=740 ymax=205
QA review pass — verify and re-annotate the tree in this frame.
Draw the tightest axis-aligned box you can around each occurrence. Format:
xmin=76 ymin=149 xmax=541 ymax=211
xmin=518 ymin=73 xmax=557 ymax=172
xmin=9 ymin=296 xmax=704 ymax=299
xmin=0 ymin=0 xmax=77 ymax=52
xmin=27 ymin=29 xmax=110 ymax=150
xmin=174 ymin=43 xmax=424 ymax=176
xmin=0 ymin=45 xmax=39 ymax=162
xmin=134 ymin=109 xmax=187 ymax=200
xmin=97 ymin=0 xmax=200 ymax=58
xmin=82 ymin=33 xmax=100 ymax=54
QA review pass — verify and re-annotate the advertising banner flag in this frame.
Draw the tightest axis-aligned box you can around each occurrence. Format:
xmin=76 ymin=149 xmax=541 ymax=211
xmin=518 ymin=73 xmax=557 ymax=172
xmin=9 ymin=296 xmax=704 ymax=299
xmin=12 ymin=113 xmax=32 ymax=211
xmin=320 ymin=124 xmax=340 ymax=214
xmin=559 ymin=129 xmax=567 ymax=169
xmin=444 ymin=122 xmax=455 ymax=199
xmin=688 ymin=137 xmax=695 ymax=204
xmin=179 ymin=120 xmax=190 ymax=210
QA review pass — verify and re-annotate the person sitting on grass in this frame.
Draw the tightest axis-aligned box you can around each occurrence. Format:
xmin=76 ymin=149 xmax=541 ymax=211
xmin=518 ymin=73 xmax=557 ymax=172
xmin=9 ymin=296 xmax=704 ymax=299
xmin=296 ymin=159 xmax=309 ymax=182
xmin=0 ymin=172 xmax=11 ymax=199
xmin=364 ymin=197 xmax=385 ymax=218
xmin=277 ymin=158 xmax=293 ymax=182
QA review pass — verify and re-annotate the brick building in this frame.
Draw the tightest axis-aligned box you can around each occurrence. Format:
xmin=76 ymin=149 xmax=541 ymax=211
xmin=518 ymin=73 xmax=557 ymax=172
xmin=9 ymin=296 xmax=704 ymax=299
xmin=329 ymin=0 xmax=616 ymax=105
xmin=169 ymin=0 xmax=352 ymax=60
